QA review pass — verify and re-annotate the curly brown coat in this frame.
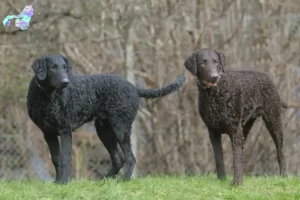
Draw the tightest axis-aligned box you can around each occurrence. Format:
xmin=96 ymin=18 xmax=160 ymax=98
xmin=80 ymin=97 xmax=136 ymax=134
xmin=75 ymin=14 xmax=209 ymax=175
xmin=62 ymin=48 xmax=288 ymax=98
xmin=184 ymin=48 xmax=287 ymax=185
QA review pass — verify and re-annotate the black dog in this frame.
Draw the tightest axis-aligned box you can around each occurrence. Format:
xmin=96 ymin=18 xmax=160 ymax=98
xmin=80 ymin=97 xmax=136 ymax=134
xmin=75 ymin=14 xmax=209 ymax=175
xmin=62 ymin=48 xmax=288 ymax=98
xmin=27 ymin=54 xmax=185 ymax=184
xmin=184 ymin=48 xmax=287 ymax=185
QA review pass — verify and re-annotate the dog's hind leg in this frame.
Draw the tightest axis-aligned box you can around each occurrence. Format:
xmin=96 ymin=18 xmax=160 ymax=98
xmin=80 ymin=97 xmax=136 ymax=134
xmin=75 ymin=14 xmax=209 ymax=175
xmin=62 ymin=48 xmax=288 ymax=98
xmin=116 ymin=133 xmax=135 ymax=181
xmin=262 ymin=110 xmax=287 ymax=177
xmin=95 ymin=118 xmax=124 ymax=178
xmin=109 ymin=117 xmax=136 ymax=181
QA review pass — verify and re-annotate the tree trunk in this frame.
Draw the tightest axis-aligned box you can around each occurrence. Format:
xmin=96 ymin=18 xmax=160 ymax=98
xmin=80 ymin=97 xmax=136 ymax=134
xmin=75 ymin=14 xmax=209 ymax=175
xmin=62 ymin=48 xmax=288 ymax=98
xmin=125 ymin=20 xmax=138 ymax=178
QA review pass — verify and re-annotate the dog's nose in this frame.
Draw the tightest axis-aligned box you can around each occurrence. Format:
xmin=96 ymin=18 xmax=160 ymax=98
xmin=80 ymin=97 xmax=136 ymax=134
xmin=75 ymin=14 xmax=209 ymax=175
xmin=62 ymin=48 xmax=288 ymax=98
xmin=60 ymin=78 xmax=69 ymax=88
xmin=210 ymin=76 xmax=219 ymax=83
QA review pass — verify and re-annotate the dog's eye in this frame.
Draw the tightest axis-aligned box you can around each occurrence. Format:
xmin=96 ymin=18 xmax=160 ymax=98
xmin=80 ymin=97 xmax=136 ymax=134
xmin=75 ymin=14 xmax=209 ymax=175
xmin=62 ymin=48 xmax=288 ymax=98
xmin=201 ymin=60 xmax=206 ymax=65
xmin=63 ymin=65 xmax=68 ymax=70
xmin=49 ymin=64 xmax=57 ymax=69
xmin=214 ymin=60 xmax=219 ymax=63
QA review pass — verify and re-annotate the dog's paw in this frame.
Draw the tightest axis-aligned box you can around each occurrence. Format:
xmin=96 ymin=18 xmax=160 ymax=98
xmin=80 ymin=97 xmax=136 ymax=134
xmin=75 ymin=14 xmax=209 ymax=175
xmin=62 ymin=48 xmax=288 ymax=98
xmin=53 ymin=179 xmax=70 ymax=185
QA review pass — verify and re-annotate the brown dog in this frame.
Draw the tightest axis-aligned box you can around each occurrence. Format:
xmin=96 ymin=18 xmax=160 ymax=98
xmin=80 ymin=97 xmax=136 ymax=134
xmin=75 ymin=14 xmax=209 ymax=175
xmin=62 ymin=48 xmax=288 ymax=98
xmin=184 ymin=48 xmax=287 ymax=185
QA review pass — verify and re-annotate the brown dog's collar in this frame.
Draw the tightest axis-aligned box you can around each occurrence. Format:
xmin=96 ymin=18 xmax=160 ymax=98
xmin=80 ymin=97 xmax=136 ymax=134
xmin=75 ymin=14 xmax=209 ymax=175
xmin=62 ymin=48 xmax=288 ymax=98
xmin=197 ymin=72 xmax=223 ymax=89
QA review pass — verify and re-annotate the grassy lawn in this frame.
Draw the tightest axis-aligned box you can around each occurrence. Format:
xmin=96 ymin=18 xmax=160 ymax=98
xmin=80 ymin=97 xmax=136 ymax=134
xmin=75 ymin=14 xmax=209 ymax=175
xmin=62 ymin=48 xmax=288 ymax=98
xmin=0 ymin=175 xmax=299 ymax=200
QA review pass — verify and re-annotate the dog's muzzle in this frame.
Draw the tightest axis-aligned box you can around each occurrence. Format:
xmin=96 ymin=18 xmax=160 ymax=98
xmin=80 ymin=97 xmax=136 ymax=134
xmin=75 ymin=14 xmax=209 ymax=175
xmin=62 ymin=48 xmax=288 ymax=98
xmin=197 ymin=72 xmax=222 ymax=89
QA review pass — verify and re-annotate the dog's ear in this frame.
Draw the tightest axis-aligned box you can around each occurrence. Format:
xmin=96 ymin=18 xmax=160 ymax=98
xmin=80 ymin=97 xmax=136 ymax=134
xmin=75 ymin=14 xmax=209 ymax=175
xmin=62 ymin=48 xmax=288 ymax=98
xmin=60 ymin=55 xmax=72 ymax=71
xmin=184 ymin=52 xmax=197 ymax=76
xmin=32 ymin=57 xmax=47 ymax=80
xmin=214 ymin=50 xmax=226 ymax=73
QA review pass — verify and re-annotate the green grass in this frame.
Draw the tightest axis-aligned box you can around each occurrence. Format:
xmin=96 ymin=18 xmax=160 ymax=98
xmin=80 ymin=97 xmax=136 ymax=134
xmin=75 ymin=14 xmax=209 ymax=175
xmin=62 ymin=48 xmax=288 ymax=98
xmin=0 ymin=175 xmax=299 ymax=200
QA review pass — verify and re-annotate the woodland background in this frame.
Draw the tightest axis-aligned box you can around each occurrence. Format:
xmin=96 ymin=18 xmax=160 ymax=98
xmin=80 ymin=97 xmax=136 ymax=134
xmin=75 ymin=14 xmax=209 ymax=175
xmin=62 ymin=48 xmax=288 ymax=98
xmin=0 ymin=0 xmax=299 ymax=180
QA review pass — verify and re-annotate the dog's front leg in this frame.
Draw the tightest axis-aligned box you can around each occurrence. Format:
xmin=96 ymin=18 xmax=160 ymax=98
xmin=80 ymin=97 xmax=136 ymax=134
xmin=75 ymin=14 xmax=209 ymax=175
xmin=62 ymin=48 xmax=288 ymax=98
xmin=209 ymin=130 xmax=226 ymax=180
xmin=230 ymin=124 xmax=244 ymax=186
xmin=43 ymin=133 xmax=62 ymax=182
xmin=59 ymin=129 xmax=72 ymax=184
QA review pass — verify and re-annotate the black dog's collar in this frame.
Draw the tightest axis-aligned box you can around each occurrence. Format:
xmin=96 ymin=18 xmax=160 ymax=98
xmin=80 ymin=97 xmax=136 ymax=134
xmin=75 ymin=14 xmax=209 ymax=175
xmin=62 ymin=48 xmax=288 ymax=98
xmin=35 ymin=78 xmax=45 ymax=90
xmin=197 ymin=72 xmax=223 ymax=89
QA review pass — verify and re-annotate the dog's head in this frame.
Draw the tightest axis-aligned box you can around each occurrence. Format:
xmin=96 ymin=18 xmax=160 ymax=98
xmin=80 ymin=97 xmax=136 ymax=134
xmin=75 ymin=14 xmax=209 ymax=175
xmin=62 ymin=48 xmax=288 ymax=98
xmin=184 ymin=48 xmax=225 ymax=88
xmin=32 ymin=54 xmax=72 ymax=89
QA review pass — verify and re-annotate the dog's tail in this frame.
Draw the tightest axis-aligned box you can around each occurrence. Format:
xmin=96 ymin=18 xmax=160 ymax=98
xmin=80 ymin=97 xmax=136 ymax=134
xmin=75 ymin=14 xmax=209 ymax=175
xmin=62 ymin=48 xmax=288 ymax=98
xmin=137 ymin=76 xmax=185 ymax=98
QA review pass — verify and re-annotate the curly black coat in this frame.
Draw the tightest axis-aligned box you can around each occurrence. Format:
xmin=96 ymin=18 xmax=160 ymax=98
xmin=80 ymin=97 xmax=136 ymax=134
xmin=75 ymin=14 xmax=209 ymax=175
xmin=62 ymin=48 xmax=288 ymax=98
xmin=27 ymin=54 xmax=185 ymax=184
xmin=184 ymin=48 xmax=287 ymax=185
